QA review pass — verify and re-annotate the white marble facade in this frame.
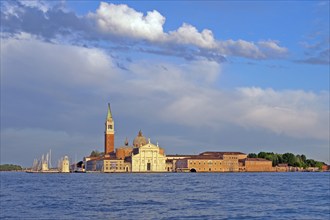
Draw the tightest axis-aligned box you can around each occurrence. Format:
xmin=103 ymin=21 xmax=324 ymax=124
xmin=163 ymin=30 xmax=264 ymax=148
xmin=131 ymin=141 xmax=166 ymax=172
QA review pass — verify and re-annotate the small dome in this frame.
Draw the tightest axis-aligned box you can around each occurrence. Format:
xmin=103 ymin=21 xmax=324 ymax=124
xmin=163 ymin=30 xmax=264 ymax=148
xmin=133 ymin=130 xmax=147 ymax=147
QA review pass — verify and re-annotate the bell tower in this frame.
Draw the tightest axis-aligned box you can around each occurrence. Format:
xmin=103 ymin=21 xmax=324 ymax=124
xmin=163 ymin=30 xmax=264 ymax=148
xmin=104 ymin=103 xmax=114 ymax=154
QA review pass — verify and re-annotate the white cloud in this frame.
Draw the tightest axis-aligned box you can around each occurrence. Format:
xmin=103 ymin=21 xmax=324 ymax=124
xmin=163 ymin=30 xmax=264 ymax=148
xmin=19 ymin=0 xmax=50 ymax=13
xmin=258 ymin=40 xmax=288 ymax=57
xmin=168 ymin=23 xmax=216 ymax=49
xmin=1 ymin=35 xmax=328 ymax=165
xmin=1 ymin=1 xmax=289 ymax=61
xmin=236 ymin=87 xmax=329 ymax=140
xmin=1 ymin=33 xmax=117 ymax=89
xmin=2 ymin=35 xmax=326 ymax=142
xmin=88 ymin=2 xmax=166 ymax=41
xmin=218 ymin=39 xmax=263 ymax=59
xmin=86 ymin=2 xmax=287 ymax=60
xmin=160 ymin=86 xmax=329 ymax=141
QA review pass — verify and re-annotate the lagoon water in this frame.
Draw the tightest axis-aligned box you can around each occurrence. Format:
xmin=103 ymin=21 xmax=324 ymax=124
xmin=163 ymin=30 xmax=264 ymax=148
xmin=1 ymin=172 xmax=329 ymax=219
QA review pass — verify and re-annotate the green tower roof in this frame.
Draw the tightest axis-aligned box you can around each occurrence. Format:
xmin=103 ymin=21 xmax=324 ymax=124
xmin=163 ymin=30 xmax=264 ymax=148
xmin=107 ymin=103 xmax=112 ymax=119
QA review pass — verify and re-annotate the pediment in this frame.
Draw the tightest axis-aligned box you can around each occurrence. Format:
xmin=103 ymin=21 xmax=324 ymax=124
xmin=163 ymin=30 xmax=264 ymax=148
xmin=139 ymin=143 xmax=159 ymax=150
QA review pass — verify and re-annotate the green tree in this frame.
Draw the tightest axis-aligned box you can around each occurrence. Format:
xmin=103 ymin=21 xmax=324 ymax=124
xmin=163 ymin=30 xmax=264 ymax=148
xmin=293 ymin=161 xmax=302 ymax=167
xmin=282 ymin=153 xmax=296 ymax=166
xmin=258 ymin=152 xmax=267 ymax=159
xmin=315 ymin=162 xmax=324 ymax=170
xmin=306 ymin=159 xmax=316 ymax=167
xmin=0 ymin=164 xmax=23 ymax=171
xmin=90 ymin=150 xmax=102 ymax=157
xmin=271 ymin=154 xmax=281 ymax=166
xmin=248 ymin=153 xmax=257 ymax=158
xmin=247 ymin=151 xmax=326 ymax=169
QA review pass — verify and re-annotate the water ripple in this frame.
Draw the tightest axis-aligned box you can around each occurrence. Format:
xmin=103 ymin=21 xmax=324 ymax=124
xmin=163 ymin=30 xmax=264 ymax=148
xmin=0 ymin=172 xmax=329 ymax=219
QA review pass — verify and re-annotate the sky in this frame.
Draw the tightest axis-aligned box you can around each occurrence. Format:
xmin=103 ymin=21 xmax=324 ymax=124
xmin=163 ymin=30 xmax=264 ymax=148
xmin=1 ymin=0 xmax=329 ymax=167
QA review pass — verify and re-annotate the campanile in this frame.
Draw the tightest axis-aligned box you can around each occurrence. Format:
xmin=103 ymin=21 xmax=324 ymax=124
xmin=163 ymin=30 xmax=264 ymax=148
xmin=104 ymin=103 xmax=114 ymax=154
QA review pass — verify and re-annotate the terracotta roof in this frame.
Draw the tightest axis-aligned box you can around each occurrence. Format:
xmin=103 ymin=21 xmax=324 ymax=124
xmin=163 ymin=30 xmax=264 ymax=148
xmin=166 ymin=155 xmax=197 ymax=158
xmin=167 ymin=154 xmax=225 ymax=160
xmin=244 ymin=158 xmax=271 ymax=161
xmin=187 ymin=157 xmax=224 ymax=160
xmin=199 ymin=151 xmax=246 ymax=156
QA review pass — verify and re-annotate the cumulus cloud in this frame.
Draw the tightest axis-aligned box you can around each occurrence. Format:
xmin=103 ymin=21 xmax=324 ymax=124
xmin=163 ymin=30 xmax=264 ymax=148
xmin=1 ymin=36 xmax=329 ymax=165
xmin=88 ymin=2 xmax=165 ymax=41
xmin=88 ymin=2 xmax=287 ymax=59
xmin=1 ymin=33 xmax=116 ymax=87
xmin=1 ymin=36 xmax=327 ymax=142
xmin=1 ymin=34 xmax=119 ymax=137
xmin=1 ymin=1 xmax=288 ymax=62
xmin=160 ymin=87 xmax=329 ymax=141
xmin=236 ymin=88 xmax=329 ymax=140
xmin=168 ymin=23 xmax=216 ymax=49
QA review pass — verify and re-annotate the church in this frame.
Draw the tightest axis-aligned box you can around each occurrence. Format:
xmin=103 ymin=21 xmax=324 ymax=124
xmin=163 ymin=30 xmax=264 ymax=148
xmin=85 ymin=103 xmax=167 ymax=172
xmin=84 ymin=103 xmax=274 ymax=173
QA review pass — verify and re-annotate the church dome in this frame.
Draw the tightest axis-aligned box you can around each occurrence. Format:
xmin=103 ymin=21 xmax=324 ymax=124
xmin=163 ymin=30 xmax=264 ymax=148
xmin=133 ymin=130 xmax=147 ymax=147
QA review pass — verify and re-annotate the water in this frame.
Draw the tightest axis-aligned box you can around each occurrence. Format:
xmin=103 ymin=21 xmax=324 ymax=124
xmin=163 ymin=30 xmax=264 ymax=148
xmin=1 ymin=172 xmax=329 ymax=219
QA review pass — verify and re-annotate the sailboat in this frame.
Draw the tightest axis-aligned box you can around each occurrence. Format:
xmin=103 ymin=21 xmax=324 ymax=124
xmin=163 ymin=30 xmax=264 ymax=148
xmin=26 ymin=150 xmax=59 ymax=173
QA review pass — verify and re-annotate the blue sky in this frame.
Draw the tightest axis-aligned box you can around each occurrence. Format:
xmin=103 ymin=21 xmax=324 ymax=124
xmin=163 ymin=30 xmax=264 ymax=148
xmin=1 ymin=0 xmax=329 ymax=167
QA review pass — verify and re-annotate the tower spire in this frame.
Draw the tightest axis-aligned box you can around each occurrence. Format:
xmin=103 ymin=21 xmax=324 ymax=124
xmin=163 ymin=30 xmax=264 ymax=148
xmin=107 ymin=103 xmax=112 ymax=119
xmin=105 ymin=103 xmax=115 ymax=154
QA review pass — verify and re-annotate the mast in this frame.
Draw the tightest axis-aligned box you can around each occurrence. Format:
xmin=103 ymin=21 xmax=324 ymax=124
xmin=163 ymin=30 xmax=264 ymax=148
xmin=49 ymin=149 xmax=52 ymax=169
xmin=75 ymin=154 xmax=77 ymax=171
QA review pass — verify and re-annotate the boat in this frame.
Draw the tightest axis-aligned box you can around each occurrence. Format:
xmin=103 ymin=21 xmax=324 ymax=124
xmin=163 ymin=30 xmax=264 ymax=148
xmin=26 ymin=150 xmax=59 ymax=173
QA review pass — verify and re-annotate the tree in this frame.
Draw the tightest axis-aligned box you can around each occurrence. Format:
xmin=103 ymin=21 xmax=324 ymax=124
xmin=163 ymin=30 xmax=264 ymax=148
xmin=90 ymin=150 xmax=102 ymax=157
xmin=306 ymin=159 xmax=316 ymax=167
xmin=258 ymin=152 xmax=267 ymax=159
xmin=315 ymin=161 xmax=324 ymax=170
xmin=282 ymin=153 xmax=296 ymax=166
xmin=248 ymin=153 xmax=257 ymax=158
xmin=293 ymin=161 xmax=302 ymax=167
xmin=247 ymin=151 xmax=325 ymax=168
xmin=0 ymin=164 xmax=23 ymax=171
